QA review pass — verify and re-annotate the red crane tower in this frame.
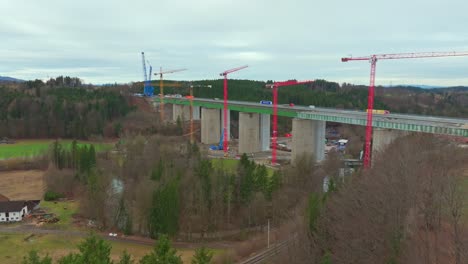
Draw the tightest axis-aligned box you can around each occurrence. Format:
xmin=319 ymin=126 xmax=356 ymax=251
xmin=271 ymin=80 xmax=314 ymax=165
xmin=219 ymin=65 xmax=248 ymax=156
xmin=154 ymin=67 xmax=187 ymax=120
xmin=342 ymin=51 xmax=468 ymax=169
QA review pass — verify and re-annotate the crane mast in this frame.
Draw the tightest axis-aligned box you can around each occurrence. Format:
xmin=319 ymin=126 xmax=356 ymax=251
xmin=219 ymin=65 xmax=248 ymax=157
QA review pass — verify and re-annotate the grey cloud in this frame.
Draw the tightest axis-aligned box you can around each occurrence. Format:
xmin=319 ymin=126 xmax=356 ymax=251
xmin=1 ymin=0 xmax=468 ymax=85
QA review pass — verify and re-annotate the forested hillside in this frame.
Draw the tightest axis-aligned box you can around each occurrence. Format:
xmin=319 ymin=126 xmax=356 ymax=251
xmin=143 ymin=79 xmax=387 ymax=110
xmin=0 ymin=77 xmax=132 ymax=139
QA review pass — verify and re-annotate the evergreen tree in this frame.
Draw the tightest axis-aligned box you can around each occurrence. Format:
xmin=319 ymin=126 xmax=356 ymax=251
xmin=266 ymin=170 xmax=282 ymax=200
xmin=77 ymin=233 xmax=112 ymax=264
xmin=79 ymin=145 xmax=89 ymax=173
xmin=71 ymin=140 xmax=78 ymax=170
xmin=238 ymin=154 xmax=255 ymax=205
xmin=139 ymin=235 xmax=182 ymax=264
xmin=57 ymin=254 xmax=81 ymax=264
xmin=196 ymin=159 xmax=213 ymax=210
xmin=118 ymin=251 xmax=134 ymax=264
xmin=148 ymin=178 xmax=180 ymax=237
xmin=254 ymin=165 xmax=268 ymax=195
xmin=151 ymin=158 xmax=164 ymax=181
xmin=89 ymin=145 xmax=97 ymax=169
xmin=191 ymin=247 xmax=213 ymax=264
xmin=57 ymin=234 xmax=112 ymax=264
xmin=22 ymin=251 xmax=52 ymax=264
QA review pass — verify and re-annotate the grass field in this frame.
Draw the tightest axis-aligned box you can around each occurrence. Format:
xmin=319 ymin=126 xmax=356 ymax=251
xmin=0 ymin=140 xmax=114 ymax=159
xmin=40 ymin=201 xmax=79 ymax=230
xmin=0 ymin=170 xmax=44 ymax=200
xmin=211 ymin=158 xmax=275 ymax=176
xmin=0 ymin=233 xmax=201 ymax=264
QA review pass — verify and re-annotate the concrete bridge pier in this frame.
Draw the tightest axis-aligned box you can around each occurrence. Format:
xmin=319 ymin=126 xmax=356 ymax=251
xmin=193 ymin=106 xmax=201 ymax=120
xmin=172 ymin=105 xmax=191 ymax=122
xmin=260 ymin=114 xmax=270 ymax=151
xmin=238 ymin=113 xmax=270 ymax=154
xmin=291 ymin=118 xmax=325 ymax=165
xmin=201 ymin=108 xmax=221 ymax=144
xmin=239 ymin=113 xmax=260 ymax=153
xmin=173 ymin=105 xmax=201 ymax=121
xmin=372 ymin=128 xmax=408 ymax=155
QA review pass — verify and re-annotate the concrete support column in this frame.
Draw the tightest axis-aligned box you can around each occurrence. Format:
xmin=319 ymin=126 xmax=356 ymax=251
xmin=239 ymin=112 xmax=261 ymax=154
xmin=260 ymin=114 xmax=270 ymax=151
xmin=291 ymin=118 xmax=325 ymax=165
xmin=372 ymin=128 xmax=407 ymax=154
xmin=172 ymin=105 xmax=190 ymax=122
xmin=192 ymin=106 xmax=201 ymax=120
xmin=201 ymin=108 xmax=221 ymax=144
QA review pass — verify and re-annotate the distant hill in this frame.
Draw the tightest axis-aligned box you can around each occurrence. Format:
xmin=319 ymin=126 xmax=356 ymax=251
xmin=0 ymin=76 xmax=25 ymax=83
xmin=432 ymin=86 xmax=468 ymax=92
xmin=384 ymin=84 xmax=468 ymax=92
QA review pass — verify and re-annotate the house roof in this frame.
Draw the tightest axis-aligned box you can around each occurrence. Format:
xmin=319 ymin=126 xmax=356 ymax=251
xmin=0 ymin=194 xmax=9 ymax=202
xmin=0 ymin=200 xmax=40 ymax=212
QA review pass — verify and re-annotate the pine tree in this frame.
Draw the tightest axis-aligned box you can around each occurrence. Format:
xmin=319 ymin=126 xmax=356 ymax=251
xmin=118 ymin=251 xmax=134 ymax=264
xmin=148 ymin=179 xmax=180 ymax=237
xmin=71 ymin=140 xmax=78 ymax=170
xmin=191 ymin=247 xmax=213 ymax=264
xmin=89 ymin=145 xmax=97 ymax=169
xmin=139 ymin=235 xmax=182 ymax=264
xmin=22 ymin=250 xmax=52 ymax=264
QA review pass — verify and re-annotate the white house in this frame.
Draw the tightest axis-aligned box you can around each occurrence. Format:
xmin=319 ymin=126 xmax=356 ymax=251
xmin=0 ymin=200 xmax=40 ymax=223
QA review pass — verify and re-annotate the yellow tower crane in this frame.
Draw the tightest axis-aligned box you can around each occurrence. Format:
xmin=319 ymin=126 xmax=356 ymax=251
xmin=154 ymin=68 xmax=187 ymax=120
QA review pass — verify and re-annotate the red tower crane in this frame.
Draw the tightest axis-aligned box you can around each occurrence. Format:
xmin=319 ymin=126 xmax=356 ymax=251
xmin=341 ymin=51 xmax=468 ymax=169
xmin=271 ymin=80 xmax=314 ymax=165
xmin=219 ymin=65 xmax=248 ymax=156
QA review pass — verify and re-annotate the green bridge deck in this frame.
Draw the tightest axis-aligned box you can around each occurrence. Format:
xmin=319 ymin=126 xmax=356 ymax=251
xmin=162 ymin=98 xmax=468 ymax=137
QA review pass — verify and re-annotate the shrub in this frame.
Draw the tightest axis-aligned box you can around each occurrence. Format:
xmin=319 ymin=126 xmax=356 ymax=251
xmin=44 ymin=190 xmax=64 ymax=201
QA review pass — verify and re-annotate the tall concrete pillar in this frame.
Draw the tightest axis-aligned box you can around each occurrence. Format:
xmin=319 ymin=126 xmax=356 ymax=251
xmin=260 ymin=114 xmax=270 ymax=151
xmin=221 ymin=109 xmax=230 ymax=140
xmin=201 ymin=108 xmax=221 ymax=144
xmin=172 ymin=105 xmax=190 ymax=122
xmin=291 ymin=119 xmax=325 ymax=164
xmin=372 ymin=128 xmax=407 ymax=154
xmin=239 ymin=112 xmax=261 ymax=153
xmin=192 ymin=106 xmax=201 ymax=120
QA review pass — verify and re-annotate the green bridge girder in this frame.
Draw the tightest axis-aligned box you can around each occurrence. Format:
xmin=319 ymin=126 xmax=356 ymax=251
xmin=162 ymin=98 xmax=468 ymax=137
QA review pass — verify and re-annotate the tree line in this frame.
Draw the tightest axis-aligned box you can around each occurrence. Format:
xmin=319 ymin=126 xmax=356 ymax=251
xmin=0 ymin=76 xmax=133 ymax=139
xmin=22 ymin=233 xmax=214 ymax=264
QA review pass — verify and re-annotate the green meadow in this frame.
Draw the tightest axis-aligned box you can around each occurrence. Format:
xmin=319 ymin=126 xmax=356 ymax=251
xmin=0 ymin=140 xmax=113 ymax=159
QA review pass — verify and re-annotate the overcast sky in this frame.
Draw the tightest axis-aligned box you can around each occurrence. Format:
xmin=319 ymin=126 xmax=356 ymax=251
xmin=1 ymin=0 xmax=468 ymax=86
